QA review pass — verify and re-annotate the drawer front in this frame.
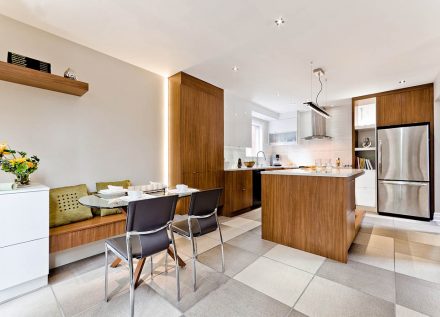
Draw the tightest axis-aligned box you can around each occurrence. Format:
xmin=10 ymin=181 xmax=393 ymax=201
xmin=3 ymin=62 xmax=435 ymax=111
xmin=355 ymin=170 xmax=376 ymax=188
xmin=0 ymin=190 xmax=49 ymax=247
xmin=0 ymin=238 xmax=48 ymax=290
xmin=378 ymin=181 xmax=429 ymax=217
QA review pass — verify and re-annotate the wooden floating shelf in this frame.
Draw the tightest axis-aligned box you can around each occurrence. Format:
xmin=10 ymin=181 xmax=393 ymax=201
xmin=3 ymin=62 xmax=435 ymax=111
xmin=0 ymin=61 xmax=88 ymax=96
xmin=355 ymin=147 xmax=376 ymax=151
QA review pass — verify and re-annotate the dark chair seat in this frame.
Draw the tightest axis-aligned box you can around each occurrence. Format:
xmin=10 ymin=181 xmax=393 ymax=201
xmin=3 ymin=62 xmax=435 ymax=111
xmin=106 ymin=229 xmax=170 ymax=260
xmin=172 ymin=217 xmax=218 ymax=237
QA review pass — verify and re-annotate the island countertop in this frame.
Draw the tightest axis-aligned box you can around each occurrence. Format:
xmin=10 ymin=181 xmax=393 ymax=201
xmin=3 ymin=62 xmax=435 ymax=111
xmin=261 ymin=168 xmax=364 ymax=178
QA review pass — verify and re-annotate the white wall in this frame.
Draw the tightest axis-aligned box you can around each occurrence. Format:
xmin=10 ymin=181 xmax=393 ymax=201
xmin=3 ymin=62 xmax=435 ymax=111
xmin=269 ymin=102 xmax=352 ymax=166
xmin=224 ymin=92 xmax=276 ymax=168
xmin=434 ymin=73 xmax=440 ymax=220
xmin=0 ymin=15 xmax=166 ymax=190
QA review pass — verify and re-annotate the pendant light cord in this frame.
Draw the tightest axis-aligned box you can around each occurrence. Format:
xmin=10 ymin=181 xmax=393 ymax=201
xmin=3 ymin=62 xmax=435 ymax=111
xmin=316 ymin=73 xmax=323 ymax=106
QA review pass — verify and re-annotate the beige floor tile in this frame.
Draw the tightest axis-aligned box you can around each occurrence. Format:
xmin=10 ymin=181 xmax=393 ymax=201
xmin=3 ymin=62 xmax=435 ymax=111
xmin=294 ymin=276 xmax=395 ymax=317
xmin=175 ymin=236 xmax=220 ymax=258
xmin=222 ymin=218 xmax=261 ymax=231
xmin=395 ymin=239 xmax=440 ymax=262
xmin=0 ymin=287 xmax=61 ymax=317
xmin=238 ymin=208 xmax=261 ymax=221
xmin=359 ymin=221 xmax=396 ymax=238
xmin=205 ymin=225 xmax=248 ymax=242
xmin=146 ymin=261 xmax=229 ymax=312
xmin=234 ymin=257 xmax=313 ymax=306
xmin=396 ymin=273 xmax=440 ymax=317
xmin=395 ymin=252 xmax=440 ymax=284
xmin=197 ymin=244 xmax=259 ymax=277
xmin=264 ymin=244 xmax=325 ymax=274
xmin=52 ymin=266 xmax=129 ymax=316
xmin=349 ymin=243 xmax=395 ymax=271
xmin=394 ymin=218 xmax=440 ymax=234
xmin=395 ymin=230 xmax=440 ymax=247
xmin=395 ymin=305 xmax=429 ymax=317
xmin=75 ymin=284 xmax=181 ymax=317
xmin=226 ymin=231 xmax=276 ymax=256
xmin=354 ymin=232 xmax=394 ymax=252
xmin=185 ymin=279 xmax=290 ymax=317
xmin=317 ymin=259 xmax=396 ymax=303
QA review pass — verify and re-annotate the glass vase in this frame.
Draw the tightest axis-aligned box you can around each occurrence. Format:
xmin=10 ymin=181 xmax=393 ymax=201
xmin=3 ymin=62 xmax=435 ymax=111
xmin=15 ymin=173 xmax=30 ymax=186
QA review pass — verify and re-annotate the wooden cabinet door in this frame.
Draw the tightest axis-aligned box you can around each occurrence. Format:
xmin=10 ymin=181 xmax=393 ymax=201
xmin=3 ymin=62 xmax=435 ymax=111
xmin=224 ymin=171 xmax=253 ymax=216
xmin=401 ymin=88 xmax=433 ymax=124
xmin=181 ymin=85 xmax=206 ymax=174
xmin=205 ymin=93 xmax=224 ymax=172
xmin=376 ymin=93 xmax=402 ymax=127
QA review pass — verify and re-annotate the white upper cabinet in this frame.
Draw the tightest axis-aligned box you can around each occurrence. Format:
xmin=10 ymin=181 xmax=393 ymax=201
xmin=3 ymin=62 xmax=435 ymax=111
xmin=269 ymin=117 xmax=297 ymax=134
xmin=224 ymin=93 xmax=252 ymax=148
xmin=354 ymin=98 xmax=376 ymax=128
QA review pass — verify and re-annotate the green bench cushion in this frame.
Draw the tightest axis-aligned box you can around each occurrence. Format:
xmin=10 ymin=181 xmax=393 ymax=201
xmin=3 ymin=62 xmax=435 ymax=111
xmin=50 ymin=184 xmax=93 ymax=227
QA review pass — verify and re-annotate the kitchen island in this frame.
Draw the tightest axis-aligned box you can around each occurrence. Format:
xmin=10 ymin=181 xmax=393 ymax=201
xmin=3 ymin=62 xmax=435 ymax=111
xmin=261 ymin=168 xmax=364 ymax=263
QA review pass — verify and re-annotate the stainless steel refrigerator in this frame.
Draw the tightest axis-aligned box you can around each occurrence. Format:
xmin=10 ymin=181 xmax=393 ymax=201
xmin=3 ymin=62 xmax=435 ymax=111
xmin=377 ymin=124 xmax=430 ymax=219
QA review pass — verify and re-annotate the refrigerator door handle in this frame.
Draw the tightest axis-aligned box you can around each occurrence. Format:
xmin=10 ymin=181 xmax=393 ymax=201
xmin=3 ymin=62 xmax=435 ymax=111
xmin=378 ymin=139 xmax=382 ymax=174
xmin=379 ymin=180 xmax=429 ymax=186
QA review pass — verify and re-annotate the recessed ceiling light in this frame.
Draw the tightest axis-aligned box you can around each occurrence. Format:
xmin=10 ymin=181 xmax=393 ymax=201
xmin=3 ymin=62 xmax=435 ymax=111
xmin=232 ymin=65 xmax=239 ymax=72
xmin=398 ymin=80 xmax=406 ymax=84
xmin=275 ymin=17 xmax=285 ymax=26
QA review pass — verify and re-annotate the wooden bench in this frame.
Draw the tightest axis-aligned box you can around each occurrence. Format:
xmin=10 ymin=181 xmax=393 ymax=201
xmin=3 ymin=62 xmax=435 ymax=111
xmin=49 ymin=214 xmax=126 ymax=253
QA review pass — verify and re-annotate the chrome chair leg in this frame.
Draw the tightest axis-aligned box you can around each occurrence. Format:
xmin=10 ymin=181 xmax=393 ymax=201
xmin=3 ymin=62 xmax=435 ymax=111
xmin=170 ymin=229 xmax=180 ymax=301
xmin=194 ymin=237 xmax=198 ymax=259
xmin=190 ymin=236 xmax=197 ymax=291
xmin=150 ymin=256 xmax=154 ymax=279
xmin=128 ymin=257 xmax=135 ymax=317
xmin=164 ymin=250 xmax=169 ymax=273
xmin=104 ymin=243 xmax=109 ymax=302
xmin=216 ymin=216 xmax=225 ymax=273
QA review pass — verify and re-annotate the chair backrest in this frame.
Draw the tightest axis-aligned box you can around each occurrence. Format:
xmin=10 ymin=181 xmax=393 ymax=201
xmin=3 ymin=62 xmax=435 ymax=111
xmin=188 ymin=188 xmax=223 ymax=217
xmin=126 ymin=195 xmax=178 ymax=233
xmin=126 ymin=195 xmax=178 ymax=258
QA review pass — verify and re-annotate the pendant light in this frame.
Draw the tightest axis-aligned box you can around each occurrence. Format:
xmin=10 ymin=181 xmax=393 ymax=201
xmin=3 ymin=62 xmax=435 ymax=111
xmin=303 ymin=62 xmax=331 ymax=118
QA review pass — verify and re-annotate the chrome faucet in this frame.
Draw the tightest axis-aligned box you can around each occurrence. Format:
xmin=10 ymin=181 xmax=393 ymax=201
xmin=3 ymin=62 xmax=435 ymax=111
xmin=256 ymin=151 xmax=266 ymax=167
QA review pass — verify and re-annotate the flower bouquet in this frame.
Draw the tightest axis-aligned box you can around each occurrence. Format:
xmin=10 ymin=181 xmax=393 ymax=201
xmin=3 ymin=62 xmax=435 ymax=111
xmin=0 ymin=143 xmax=40 ymax=185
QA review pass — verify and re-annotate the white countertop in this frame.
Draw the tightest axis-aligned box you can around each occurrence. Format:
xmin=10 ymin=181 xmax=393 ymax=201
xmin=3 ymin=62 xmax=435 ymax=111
xmin=225 ymin=166 xmax=286 ymax=172
xmin=0 ymin=183 xmax=50 ymax=195
xmin=261 ymin=168 xmax=365 ymax=178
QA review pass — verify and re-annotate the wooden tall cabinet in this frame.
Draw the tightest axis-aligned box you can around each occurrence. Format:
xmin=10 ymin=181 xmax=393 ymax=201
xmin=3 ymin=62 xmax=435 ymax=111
xmin=169 ymin=72 xmax=224 ymax=213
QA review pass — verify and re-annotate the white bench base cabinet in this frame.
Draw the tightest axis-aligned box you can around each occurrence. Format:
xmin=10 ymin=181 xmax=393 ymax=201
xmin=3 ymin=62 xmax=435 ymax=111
xmin=0 ymin=184 xmax=49 ymax=303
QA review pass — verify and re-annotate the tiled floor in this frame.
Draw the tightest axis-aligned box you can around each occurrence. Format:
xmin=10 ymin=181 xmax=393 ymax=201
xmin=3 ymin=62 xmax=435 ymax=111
xmin=2 ymin=209 xmax=440 ymax=316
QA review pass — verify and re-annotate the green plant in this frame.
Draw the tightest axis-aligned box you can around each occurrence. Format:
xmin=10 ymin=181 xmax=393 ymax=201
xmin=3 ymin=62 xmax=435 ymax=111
xmin=0 ymin=143 xmax=40 ymax=185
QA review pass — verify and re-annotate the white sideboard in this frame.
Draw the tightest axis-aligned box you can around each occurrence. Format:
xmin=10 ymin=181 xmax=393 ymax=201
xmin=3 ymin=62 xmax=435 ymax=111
xmin=0 ymin=184 xmax=49 ymax=303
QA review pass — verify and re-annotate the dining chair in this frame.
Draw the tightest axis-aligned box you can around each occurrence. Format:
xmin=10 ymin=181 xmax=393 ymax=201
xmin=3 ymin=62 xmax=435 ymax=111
xmin=104 ymin=195 xmax=179 ymax=317
xmin=171 ymin=188 xmax=224 ymax=291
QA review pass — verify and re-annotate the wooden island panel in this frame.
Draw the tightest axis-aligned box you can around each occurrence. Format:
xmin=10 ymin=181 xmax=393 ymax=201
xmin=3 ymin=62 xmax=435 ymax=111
xmin=262 ymin=174 xmax=357 ymax=263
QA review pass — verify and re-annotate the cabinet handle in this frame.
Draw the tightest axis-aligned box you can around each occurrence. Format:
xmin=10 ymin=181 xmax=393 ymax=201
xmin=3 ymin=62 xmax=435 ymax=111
xmin=242 ymin=188 xmax=246 ymax=191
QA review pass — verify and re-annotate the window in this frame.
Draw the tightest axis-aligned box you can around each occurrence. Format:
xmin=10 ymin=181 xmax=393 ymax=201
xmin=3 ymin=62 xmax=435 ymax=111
xmin=246 ymin=122 xmax=263 ymax=157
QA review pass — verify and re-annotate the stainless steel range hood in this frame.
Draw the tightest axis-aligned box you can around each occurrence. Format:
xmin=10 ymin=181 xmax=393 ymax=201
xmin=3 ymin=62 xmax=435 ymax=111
xmin=298 ymin=110 xmax=332 ymax=140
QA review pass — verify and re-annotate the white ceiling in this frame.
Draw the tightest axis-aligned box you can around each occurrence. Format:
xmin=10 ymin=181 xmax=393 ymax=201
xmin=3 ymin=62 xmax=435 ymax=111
xmin=1 ymin=0 xmax=440 ymax=113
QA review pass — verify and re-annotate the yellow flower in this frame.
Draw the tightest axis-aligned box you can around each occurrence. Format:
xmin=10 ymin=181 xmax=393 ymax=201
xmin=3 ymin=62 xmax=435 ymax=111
xmin=9 ymin=159 xmax=16 ymax=166
xmin=0 ymin=143 xmax=7 ymax=154
xmin=16 ymin=157 xmax=26 ymax=163
xmin=27 ymin=162 xmax=34 ymax=168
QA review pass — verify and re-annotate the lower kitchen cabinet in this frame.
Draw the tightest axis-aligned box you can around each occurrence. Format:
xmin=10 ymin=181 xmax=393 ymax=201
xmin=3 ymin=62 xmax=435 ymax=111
xmin=224 ymin=171 xmax=253 ymax=216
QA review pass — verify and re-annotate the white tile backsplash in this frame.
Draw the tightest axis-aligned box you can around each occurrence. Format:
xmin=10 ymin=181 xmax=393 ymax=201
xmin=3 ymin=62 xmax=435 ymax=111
xmin=269 ymin=104 xmax=352 ymax=167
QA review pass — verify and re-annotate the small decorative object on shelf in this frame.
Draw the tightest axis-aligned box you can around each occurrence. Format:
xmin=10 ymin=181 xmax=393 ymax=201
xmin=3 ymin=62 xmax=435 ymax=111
xmin=362 ymin=137 xmax=372 ymax=148
xmin=0 ymin=143 xmax=40 ymax=186
xmin=237 ymin=158 xmax=242 ymax=168
xmin=64 ymin=67 xmax=77 ymax=80
xmin=336 ymin=157 xmax=341 ymax=168
xmin=7 ymin=52 xmax=51 ymax=73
